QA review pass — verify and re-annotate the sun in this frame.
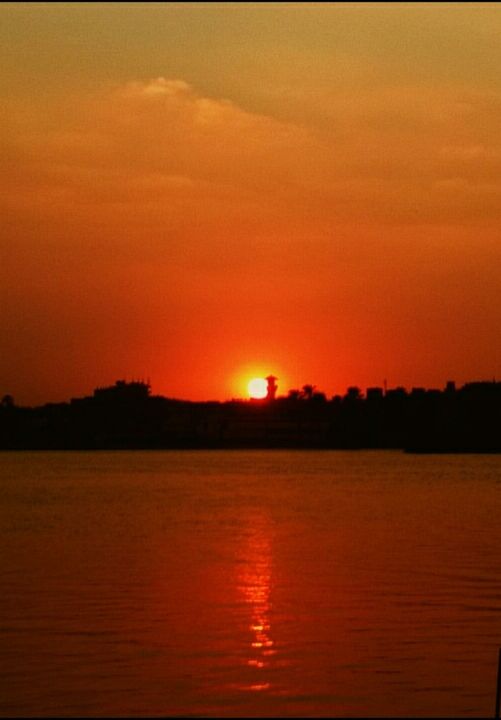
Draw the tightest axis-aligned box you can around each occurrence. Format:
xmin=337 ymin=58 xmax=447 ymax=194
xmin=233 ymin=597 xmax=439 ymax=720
xmin=248 ymin=377 xmax=268 ymax=399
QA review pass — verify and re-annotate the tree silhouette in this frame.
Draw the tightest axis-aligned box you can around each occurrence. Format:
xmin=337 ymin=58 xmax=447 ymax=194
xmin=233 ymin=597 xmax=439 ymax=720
xmin=301 ymin=384 xmax=316 ymax=400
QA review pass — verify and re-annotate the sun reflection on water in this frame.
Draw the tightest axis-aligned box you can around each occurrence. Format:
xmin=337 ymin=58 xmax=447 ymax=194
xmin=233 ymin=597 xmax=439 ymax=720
xmin=237 ymin=514 xmax=275 ymax=692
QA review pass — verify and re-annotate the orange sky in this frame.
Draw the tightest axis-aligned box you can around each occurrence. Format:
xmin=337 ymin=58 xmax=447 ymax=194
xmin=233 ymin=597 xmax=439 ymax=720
xmin=1 ymin=3 xmax=501 ymax=404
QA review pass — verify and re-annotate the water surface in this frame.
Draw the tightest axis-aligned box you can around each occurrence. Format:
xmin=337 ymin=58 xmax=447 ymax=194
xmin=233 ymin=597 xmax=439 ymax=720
xmin=1 ymin=450 xmax=500 ymax=717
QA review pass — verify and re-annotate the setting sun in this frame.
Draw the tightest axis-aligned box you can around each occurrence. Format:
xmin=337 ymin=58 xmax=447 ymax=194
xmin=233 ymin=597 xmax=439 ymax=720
xmin=248 ymin=378 xmax=267 ymax=399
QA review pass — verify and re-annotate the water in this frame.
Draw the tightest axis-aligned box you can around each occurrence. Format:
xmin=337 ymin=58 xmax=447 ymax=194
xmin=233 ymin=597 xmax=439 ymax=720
xmin=1 ymin=450 xmax=500 ymax=717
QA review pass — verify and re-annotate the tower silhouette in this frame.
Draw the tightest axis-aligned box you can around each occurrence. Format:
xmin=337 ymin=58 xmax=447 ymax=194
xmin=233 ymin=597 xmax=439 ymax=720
xmin=266 ymin=375 xmax=278 ymax=401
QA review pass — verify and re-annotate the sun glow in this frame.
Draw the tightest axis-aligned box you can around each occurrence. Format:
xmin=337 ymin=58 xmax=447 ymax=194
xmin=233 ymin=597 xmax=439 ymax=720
xmin=248 ymin=378 xmax=267 ymax=399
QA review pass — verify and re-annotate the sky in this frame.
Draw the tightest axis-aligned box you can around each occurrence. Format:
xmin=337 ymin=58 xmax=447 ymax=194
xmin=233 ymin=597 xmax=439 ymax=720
xmin=1 ymin=2 xmax=501 ymax=404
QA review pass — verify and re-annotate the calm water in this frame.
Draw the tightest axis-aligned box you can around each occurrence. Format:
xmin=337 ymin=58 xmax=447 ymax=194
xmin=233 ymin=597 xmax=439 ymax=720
xmin=1 ymin=450 xmax=501 ymax=717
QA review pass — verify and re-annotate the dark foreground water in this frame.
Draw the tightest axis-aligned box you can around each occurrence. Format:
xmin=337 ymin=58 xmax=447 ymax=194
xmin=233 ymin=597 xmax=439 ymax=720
xmin=1 ymin=450 xmax=501 ymax=717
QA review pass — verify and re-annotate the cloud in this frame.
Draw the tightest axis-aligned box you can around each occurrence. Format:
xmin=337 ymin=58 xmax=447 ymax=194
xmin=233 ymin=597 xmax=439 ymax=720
xmin=50 ymin=79 xmax=311 ymax=198
xmin=127 ymin=77 xmax=192 ymax=97
xmin=3 ymin=77 xmax=501 ymax=234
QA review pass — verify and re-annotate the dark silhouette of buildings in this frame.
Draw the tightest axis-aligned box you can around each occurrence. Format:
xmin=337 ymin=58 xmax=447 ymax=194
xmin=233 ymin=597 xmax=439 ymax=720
xmin=1 ymin=378 xmax=500 ymax=452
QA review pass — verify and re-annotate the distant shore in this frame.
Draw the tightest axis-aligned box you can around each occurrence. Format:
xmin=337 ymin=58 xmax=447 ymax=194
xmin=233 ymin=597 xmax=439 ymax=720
xmin=2 ymin=379 xmax=501 ymax=454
